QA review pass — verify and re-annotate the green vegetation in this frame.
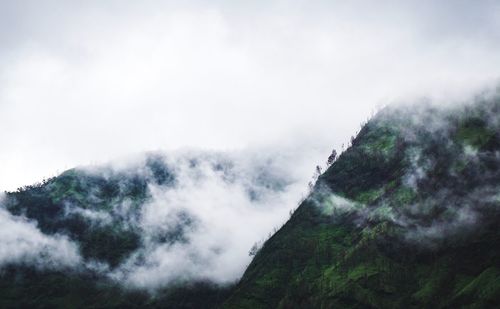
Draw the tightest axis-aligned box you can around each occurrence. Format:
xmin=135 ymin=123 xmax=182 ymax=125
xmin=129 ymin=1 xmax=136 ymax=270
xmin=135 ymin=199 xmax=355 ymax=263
xmin=224 ymin=97 xmax=500 ymax=308
xmin=0 ymin=159 xmax=232 ymax=308
xmin=0 ymin=267 xmax=233 ymax=308
xmin=2 ymin=96 xmax=499 ymax=308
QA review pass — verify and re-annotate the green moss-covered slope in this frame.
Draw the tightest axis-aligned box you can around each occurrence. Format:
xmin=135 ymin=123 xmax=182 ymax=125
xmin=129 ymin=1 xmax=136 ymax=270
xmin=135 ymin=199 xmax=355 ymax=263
xmin=224 ymin=96 xmax=500 ymax=308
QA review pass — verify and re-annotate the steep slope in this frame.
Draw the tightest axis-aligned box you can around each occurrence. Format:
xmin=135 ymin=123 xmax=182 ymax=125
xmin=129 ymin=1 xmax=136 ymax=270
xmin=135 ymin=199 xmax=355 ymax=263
xmin=224 ymin=95 xmax=500 ymax=308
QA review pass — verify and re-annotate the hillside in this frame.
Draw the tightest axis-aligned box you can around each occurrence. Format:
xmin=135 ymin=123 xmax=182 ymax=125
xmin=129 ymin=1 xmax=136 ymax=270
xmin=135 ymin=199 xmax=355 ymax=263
xmin=0 ymin=151 xmax=299 ymax=308
xmin=224 ymin=95 xmax=500 ymax=308
xmin=1 ymin=94 xmax=499 ymax=308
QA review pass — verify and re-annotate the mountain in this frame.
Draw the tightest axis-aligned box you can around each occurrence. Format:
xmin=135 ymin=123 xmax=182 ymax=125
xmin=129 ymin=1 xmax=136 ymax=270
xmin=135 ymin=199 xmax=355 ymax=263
xmin=1 ymin=93 xmax=499 ymax=308
xmin=224 ymin=95 xmax=500 ymax=308
xmin=0 ymin=151 xmax=302 ymax=308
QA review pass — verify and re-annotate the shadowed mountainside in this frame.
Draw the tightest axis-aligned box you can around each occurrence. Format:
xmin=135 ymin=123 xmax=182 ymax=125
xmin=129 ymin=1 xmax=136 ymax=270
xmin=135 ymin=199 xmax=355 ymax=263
xmin=224 ymin=95 xmax=500 ymax=308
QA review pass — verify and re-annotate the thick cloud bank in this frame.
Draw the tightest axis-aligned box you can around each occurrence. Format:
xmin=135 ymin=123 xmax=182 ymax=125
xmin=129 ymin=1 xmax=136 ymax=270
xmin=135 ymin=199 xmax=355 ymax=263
xmin=1 ymin=147 xmax=323 ymax=289
xmin=2 ymin=0 xmax=500 ymax=191
xmin=108 ymin=150 xmax=314 ymax=288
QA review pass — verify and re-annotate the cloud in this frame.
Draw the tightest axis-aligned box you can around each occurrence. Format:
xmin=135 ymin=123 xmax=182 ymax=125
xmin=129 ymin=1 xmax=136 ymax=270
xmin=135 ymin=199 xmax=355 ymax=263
xmin=1 ymin=1 xmax=500 ymax=191
xmin=0 ymin=147 xmax=316 ymax=288
xmin=1 ymin=0 xmax=500 ymax=291
xmin=64 ymin=203 xmax=113 ymax=227
xmin=0 ymin=193 xmax=82 ymax=270
xmin=97 ymin=148 xmax=316 ymax=288
xmin=310 ymin=94 xmax=500 ymax=246
xmin=0 ymin=146 xmax=319 ymax=288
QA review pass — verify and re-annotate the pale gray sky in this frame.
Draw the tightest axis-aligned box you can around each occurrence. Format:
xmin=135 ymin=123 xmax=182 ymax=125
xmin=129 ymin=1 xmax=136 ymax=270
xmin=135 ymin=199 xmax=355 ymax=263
xmin=1 ymin=0 xmax=500 ymax=191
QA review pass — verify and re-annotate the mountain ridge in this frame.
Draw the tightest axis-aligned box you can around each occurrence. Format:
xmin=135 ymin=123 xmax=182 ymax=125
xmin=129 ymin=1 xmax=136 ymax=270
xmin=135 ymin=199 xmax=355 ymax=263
xmin=223 ymin=95 xmax=500 ymax=308
xmin=1 ymin=94 xmax=499 ymax=308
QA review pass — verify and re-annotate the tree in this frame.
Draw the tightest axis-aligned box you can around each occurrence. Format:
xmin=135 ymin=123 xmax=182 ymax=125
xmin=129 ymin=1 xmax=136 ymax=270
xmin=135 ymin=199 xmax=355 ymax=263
xmin=327 ymin=149 xmax=337 ymax=166
xmin=249 ymin=242 xmax=261 ymax=256
xmin=308 ymin=181 xmax=315 ymax=191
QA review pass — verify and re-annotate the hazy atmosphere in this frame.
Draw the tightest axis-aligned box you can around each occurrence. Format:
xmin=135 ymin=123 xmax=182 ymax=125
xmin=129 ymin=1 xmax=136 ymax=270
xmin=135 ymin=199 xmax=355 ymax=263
xmin=1 ymin=2 xmax=500 ymax=308
xmin=1 ymin=0 xmax=500 ymax=191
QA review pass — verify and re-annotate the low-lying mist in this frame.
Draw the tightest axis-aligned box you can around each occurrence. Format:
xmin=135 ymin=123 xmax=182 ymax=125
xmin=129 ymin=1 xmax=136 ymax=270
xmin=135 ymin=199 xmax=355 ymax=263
xmin=310 ymin=92 xmax=500 ymax=247
xmin=0 ymin=146 xmax=326 ymax=290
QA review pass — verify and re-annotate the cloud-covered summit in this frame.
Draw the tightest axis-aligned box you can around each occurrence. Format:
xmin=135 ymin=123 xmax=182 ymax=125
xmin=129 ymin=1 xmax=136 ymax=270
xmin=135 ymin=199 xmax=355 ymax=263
xmin=1 ymin=146 xmax=323 ymax=289
xmin=310 ymin=91 xmax=500 ymax=247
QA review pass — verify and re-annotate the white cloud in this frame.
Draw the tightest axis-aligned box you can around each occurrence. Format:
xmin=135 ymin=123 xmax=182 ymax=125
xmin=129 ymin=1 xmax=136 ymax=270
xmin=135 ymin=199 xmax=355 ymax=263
xmin=99 ymin=148 xmax=319 ymax=288
xmin=1 ymin=1 xmax=500 ymax=190
xmin=0 ymin=147 xmax=319 ymax=288
xmin=0 ymin=193 xmax=82 ymax=269
xmin=64 ymin=203 xmax=113 ymax=227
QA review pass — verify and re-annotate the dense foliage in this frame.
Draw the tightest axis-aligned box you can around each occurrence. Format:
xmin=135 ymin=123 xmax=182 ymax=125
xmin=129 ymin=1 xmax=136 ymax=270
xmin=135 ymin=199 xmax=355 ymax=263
xmin=1 ymin=95 xmax=499 ymax=308
xmin=0 ymin=156 xmax=234 ymax=308
xmin=224 ymin=97 xmax=500 ymax=308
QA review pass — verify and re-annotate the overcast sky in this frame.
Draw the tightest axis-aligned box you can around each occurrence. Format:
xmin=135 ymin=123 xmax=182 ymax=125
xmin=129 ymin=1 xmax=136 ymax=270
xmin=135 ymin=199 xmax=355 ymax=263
xmin=1 ymin=0 xmax=500 ymax=191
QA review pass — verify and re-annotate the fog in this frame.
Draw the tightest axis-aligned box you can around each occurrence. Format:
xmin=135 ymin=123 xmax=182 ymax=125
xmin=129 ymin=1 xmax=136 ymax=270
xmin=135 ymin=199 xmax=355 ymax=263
xmin=105 ymin=148 xmax=323 ymax=288
xmin=0 ymin=193 xmax=82 ymax=270
xmin=310 ymin=92 xmax=500 ymax=247
xmin=1 ymin=0 xmax=500 ymax=291
xmin=0 ymin=146 xmax=325 ymax=289
xmin=2 ymin=0 xmax=500 ymax=191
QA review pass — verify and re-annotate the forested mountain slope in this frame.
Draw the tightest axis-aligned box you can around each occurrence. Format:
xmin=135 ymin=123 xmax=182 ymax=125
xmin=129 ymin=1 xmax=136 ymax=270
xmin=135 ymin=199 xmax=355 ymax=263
xmin=0 ymin=151 xmax=297 ymax=308
xmin=1 ymin=94 xmax=499 ymax=308
xmin=224 ymin=95 xmax=500 ymax=308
